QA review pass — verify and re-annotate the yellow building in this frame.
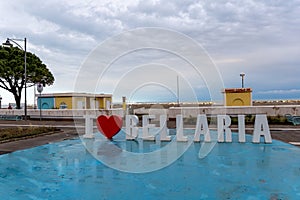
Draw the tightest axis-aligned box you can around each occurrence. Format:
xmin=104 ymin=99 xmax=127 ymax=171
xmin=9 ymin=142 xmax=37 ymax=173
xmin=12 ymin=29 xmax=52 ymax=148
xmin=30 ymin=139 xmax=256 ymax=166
xmin=37 ymin=93 xmax=112 ymax=109
xmin=223 ymin=88 xmax=252 ymax=106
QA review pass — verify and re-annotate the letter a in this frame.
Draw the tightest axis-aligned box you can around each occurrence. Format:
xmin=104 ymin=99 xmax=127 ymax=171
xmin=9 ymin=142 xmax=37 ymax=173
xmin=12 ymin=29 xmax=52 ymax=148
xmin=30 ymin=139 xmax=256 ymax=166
xmin=252 ymin=115 xmax=272 ymax=143
xmin=194 ymin=114 xmax=211 ymax=142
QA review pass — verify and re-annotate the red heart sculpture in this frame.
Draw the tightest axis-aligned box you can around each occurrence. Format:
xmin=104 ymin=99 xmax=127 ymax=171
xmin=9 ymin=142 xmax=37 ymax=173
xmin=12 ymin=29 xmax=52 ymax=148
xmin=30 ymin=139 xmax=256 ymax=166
xmin=96 ymin=115 xmax=123 ymax=139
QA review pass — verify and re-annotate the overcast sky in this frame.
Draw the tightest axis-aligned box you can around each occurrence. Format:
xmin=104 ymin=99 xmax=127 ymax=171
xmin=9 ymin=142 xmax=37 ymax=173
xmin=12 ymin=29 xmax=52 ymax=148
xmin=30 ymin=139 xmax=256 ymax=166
xmin=0 ymin=0 xmax=299 ymax=105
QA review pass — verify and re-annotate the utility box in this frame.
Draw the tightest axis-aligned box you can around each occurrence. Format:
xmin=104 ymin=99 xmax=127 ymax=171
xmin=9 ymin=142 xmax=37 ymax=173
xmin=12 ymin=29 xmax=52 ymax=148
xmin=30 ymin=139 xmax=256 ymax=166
xmin=223 ymin=88 xmax=252 ymax=106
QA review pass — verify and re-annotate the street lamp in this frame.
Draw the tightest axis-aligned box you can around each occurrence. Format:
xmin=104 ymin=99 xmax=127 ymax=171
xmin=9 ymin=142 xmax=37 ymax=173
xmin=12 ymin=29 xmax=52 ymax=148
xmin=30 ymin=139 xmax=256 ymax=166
xmin=240 ymin=72 xmax=245 ymax=88
xmin=0 ymin=95 xmax=2 ymax=109
xmin=37 ymin=82 xmax=43 ymax=121
xmin=2 ymin=38 xmax=27 ymax=120
xmin=177 ymin=75 xmax=180 ymax=106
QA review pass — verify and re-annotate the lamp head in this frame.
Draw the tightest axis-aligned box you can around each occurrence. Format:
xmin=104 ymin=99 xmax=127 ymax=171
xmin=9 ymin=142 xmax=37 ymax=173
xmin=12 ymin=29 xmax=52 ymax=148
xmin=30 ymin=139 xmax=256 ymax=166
xmin=2 ymin=38 xmax=12 ymax=47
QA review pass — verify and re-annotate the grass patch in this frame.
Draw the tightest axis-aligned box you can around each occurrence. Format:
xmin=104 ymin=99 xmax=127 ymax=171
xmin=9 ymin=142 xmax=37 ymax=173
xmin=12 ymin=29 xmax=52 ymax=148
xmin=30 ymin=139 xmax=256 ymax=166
xmin=0 ymin=126 xmax=59 ymax=142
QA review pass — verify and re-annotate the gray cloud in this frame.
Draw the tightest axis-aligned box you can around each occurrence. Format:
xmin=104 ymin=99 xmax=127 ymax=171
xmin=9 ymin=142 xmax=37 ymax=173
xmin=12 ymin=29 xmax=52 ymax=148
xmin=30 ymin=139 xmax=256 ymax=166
xmin=0 ymin=0 xmax=299 ymax=104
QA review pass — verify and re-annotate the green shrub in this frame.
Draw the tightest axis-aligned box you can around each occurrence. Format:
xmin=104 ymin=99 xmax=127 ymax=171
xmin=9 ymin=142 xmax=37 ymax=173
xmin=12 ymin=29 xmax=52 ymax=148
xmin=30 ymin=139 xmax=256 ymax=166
xmin=267 ymin=115 xmax=288 ymax=124
xmin=0 ymin=126 xmax=58 ymax=142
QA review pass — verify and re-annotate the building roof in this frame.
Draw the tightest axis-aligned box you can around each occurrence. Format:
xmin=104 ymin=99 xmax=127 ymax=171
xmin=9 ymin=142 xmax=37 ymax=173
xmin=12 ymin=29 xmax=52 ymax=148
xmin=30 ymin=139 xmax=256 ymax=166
xmin=223 ymin=88 xmax=252 ymax=93
xmin=37 ymin=92 xmax=112 ymax=98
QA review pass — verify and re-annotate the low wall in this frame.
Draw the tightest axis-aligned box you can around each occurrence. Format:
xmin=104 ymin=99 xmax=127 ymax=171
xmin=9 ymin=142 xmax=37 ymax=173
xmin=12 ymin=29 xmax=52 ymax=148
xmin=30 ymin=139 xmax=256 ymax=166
xmin=169 ymin=105 xmax=300 ymax=118
xmin=134 ymin=105 xmax=300 ymax=118
xmin=0 ymin=105 xmax=299 ymax=120
xmin=0 ymin=109 xmax=124 ymax=119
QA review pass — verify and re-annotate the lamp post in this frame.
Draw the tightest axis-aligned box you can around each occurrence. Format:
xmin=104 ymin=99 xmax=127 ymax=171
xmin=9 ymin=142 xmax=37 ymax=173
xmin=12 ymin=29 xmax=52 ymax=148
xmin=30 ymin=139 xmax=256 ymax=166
xmin=2 ymin=38 xmax=27 ymax=120
xmin=240 ymin=72 xmax=245 ymax=88
xmin=176 ymin=75 xmax=180 ymax=106
xmin=37 ymin=83 xmax=43 ymax=121
xmin=0 ymin=95 xmax=2 ymax=109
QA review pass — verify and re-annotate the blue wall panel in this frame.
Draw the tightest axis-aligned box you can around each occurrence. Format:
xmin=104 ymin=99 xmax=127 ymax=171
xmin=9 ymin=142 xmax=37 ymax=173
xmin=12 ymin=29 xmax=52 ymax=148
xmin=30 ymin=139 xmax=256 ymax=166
xmin=37 ymin=97 xmax=55 ymax=109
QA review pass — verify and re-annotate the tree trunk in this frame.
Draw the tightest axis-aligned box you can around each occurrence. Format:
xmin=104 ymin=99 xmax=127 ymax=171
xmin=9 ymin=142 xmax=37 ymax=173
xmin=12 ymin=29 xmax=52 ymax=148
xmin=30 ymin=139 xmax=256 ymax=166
xmin=13 ymin=93 xmax=21 ymax=109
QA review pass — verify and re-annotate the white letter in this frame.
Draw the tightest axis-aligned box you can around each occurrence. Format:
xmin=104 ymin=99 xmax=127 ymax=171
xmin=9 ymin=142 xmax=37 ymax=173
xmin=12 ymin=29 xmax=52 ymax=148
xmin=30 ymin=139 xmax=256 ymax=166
xmin=159 ymin=115 xmax=171 ymax=141
xmin=238 ymin=115 xmax=246 ymax=143
xmin=83 ymin=115 xmax=95 ymax=139
xmin=252 ymin=115 xmax=272 ymax=143
xmin=176 ymin=115 xmax=188 ymax=142
xmin=126 ymin=115 xmax=139 ymax=140
xmin=142 ymin=115 xmax=155 ymax=141
xmin=217 ymin=115 xmax=232 ymax=142
xmin=194 ymin=114 xmax=211 ymax=142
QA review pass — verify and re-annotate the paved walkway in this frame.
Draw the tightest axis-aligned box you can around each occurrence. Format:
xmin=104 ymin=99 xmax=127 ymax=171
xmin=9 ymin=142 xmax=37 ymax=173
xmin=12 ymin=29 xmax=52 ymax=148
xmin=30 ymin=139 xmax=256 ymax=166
xmin=0 ymin=120 xmax=82 ymax=155
xmin=0 ymin=130 xmax=79 ymax=154
xmin=0 ymin=120 xmax=299 ymax=155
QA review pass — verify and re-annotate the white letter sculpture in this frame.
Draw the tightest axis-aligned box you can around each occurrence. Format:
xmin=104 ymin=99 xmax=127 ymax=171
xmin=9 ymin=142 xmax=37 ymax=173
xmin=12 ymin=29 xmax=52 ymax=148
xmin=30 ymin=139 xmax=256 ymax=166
xmin=126 ymin=115 xmax=139 ymax=140
xmin=217 ymin=115 xmax=232 ymax=142
xmin=252 ymin=115 xmax=272 ymax=143
xmin=194 ymin=114 xmax=211 ymax=142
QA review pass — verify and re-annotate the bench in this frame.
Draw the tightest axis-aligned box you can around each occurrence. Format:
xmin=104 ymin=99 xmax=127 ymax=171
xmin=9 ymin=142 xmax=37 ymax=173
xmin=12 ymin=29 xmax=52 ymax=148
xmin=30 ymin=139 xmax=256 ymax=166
xmin=0 ymin=115 xmax=22 ymax=121
xmin=285 ymin=114 xmax=300 ymax=125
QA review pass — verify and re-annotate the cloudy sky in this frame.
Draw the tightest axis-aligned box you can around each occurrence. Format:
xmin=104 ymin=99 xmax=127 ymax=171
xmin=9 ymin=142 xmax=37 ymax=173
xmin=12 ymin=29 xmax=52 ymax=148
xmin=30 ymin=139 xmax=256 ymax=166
xmin=0 ymin=0 xmax=299 ymax=105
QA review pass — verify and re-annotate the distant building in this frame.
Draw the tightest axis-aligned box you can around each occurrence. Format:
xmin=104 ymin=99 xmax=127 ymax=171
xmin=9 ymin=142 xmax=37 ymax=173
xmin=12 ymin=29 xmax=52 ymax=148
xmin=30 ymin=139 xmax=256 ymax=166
xmin=223 ymin=88 xmax=252 ymax=106
xmin=37 ymin=93 xmax=112 ymax=109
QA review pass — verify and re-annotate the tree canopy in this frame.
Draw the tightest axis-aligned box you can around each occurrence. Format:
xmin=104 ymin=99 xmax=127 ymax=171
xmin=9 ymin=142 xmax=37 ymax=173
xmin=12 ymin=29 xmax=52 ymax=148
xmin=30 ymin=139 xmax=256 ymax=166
xmin=0 ymin=46 xmax=54 ymax=109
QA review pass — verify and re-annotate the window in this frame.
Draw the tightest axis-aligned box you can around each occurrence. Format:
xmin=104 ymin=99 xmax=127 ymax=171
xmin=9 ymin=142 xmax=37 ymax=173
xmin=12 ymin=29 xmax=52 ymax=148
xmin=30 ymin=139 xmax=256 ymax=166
xmin=59 ymin=102 xmax=68 ymax=109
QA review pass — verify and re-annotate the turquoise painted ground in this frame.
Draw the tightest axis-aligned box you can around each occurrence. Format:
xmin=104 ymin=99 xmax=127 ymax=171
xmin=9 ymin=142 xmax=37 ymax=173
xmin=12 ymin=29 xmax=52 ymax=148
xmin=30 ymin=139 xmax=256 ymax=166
xmin=0 ymin=132 xmax=299 ymax=199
